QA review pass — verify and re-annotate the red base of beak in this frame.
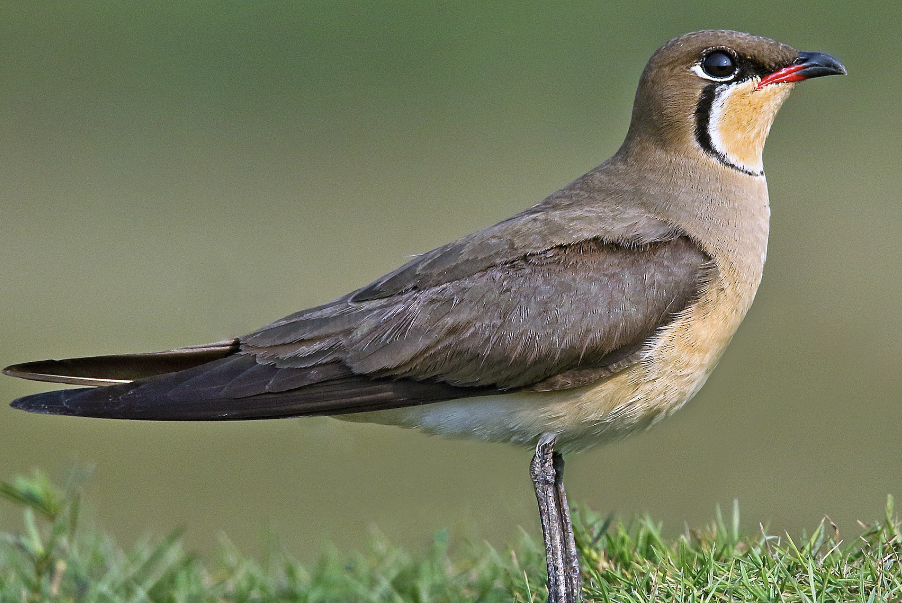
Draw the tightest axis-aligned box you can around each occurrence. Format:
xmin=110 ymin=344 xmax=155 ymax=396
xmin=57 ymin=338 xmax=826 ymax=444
xmin=757 ymin=64 xmax=808 ymax=88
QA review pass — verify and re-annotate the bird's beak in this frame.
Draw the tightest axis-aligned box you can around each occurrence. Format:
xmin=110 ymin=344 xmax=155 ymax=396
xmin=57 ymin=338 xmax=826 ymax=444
xmin=757 ymin=51 xmax=847 ymax=89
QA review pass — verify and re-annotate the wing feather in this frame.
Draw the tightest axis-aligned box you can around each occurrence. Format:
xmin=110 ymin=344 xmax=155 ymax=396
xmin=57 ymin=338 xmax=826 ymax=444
xmin=7 ymin=178 xmax=713 ymax=420
xmin=245 ymin=236 xmax=711 ymax=390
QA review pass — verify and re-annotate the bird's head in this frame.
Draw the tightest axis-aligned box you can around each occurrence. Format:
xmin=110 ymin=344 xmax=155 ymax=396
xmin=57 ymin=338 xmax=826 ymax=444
xmin=622 ymin=30 xmax=845 ymax=176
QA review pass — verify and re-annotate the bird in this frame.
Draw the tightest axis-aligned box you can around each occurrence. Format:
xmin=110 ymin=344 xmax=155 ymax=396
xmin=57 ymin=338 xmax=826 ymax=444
xmin=4 ymin=30 xmax=844 ymax=603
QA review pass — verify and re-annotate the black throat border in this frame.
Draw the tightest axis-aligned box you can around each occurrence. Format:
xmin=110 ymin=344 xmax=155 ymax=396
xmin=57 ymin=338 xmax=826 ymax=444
xmin=694 ymin=83 xmax=764 ymax=178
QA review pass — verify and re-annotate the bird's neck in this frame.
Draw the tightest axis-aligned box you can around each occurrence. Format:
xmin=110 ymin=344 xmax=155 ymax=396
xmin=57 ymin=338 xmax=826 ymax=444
xmin=612 ymin=140 xmax=771 ymax=285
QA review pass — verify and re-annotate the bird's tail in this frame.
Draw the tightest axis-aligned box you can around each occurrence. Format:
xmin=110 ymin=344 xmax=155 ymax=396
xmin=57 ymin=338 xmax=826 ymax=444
xmin=2 ymin=339 xmax=240 ymax=386
xmin=4 ymin=338 xmax=482 ymax=421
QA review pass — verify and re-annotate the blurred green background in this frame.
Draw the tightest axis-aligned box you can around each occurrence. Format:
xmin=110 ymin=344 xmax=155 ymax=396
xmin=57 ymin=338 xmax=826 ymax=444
xmin=1 ymin=2 xmax=899 ymax=560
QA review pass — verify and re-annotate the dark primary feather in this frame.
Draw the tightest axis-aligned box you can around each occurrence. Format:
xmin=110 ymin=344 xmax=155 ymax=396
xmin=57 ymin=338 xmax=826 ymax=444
xmin=7 ymin=176 xmax=713 ymax=420
xmin=11 ymin=356 xmax=492 ymax=420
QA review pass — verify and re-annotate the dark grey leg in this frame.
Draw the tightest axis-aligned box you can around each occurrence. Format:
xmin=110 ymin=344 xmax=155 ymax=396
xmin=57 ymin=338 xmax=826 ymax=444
xmin=553 ymin=450 xmax=582 ymax=601
xmin=530 ymin=434 xmax=582 ymax=603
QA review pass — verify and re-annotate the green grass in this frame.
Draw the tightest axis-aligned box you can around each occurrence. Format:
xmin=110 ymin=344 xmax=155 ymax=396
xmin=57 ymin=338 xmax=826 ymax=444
xmin=1 ymin=471 xmax=899 ymax=602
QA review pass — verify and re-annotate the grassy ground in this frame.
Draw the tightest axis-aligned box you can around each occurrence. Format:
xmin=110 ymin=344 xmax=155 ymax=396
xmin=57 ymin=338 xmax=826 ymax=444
xmin=1 ymin=471 xmax=899 ymax=602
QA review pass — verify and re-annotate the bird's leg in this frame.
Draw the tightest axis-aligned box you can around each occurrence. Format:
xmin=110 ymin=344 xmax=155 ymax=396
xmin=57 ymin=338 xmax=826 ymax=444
xmin=531 ymin=434 xmax=581 ymax=603
xmin=531 ymin=435 xmax=566 ymax=602
xmin=553 ymin=450 xmax=582 ymax=602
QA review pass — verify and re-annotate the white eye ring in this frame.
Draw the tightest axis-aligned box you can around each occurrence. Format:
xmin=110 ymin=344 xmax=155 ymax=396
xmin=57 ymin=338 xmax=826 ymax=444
xmin=691 ymin=63 xmax=734 ymax=82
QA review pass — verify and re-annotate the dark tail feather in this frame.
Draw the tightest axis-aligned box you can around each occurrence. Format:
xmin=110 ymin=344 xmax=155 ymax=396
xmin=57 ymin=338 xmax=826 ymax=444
xmin=2 ymin=340 xmax=240 ymax=386
xmin=9 ymin=352 xmax=493 ymax=421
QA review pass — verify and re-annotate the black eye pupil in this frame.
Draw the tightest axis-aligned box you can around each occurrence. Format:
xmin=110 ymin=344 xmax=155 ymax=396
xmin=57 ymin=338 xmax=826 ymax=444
xmin=702 ymin=52 xmax=736 ymax=78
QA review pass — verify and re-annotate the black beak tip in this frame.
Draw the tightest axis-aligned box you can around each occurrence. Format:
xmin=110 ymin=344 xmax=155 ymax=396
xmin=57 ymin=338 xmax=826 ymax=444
xmin=797 ymin=51 xmax=847 ymax=78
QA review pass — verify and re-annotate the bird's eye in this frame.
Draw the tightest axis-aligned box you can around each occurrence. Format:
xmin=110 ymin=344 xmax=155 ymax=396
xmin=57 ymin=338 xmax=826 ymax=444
xmin=701 ymin=51 xmax=737 ymax=79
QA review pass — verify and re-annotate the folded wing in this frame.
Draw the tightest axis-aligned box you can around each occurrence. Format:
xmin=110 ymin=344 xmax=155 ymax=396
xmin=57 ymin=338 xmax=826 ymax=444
xmin=7 ymin=200 xmax=712 ymax=420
